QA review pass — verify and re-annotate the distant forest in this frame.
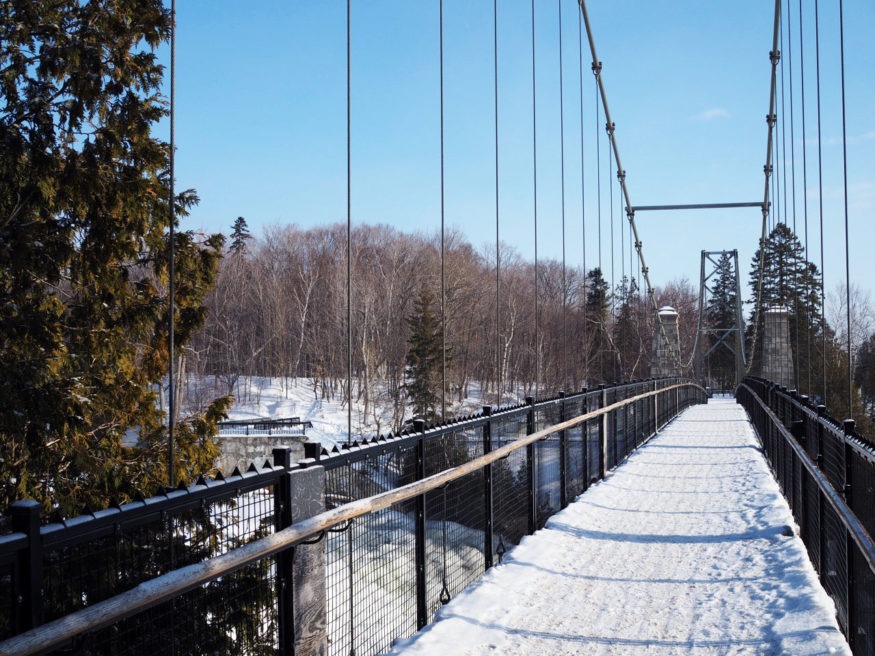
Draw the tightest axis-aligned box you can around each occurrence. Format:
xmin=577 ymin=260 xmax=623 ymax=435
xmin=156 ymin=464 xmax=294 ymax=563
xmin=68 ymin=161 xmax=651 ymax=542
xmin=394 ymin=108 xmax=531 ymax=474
xmin=185 ymin=220 xmax=700 ymax=429
xmin=187 ymin=219 xmax=875 ymax=437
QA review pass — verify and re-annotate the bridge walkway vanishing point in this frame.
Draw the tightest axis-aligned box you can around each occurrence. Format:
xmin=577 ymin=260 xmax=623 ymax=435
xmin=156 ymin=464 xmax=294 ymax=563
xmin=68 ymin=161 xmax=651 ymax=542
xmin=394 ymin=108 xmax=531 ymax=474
xmin=389 ymin=399 xmax=851 ymax=656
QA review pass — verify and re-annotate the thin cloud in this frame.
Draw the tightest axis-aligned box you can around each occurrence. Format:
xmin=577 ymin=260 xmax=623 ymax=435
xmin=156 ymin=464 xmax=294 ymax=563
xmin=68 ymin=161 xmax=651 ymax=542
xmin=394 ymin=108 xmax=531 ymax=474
xmin=694 ymin=108 xmax=730 ymax=121
xmin=806 ymin=130 xmax=875 ymax=147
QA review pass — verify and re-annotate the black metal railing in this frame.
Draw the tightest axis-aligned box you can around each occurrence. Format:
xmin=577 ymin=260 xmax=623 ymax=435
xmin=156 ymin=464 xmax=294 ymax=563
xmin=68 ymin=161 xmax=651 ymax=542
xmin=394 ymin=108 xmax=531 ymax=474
xmin=737 ymin=378 xmax=875 ymax=655
xmin=0 ymin=378 xmax=705 ymax=656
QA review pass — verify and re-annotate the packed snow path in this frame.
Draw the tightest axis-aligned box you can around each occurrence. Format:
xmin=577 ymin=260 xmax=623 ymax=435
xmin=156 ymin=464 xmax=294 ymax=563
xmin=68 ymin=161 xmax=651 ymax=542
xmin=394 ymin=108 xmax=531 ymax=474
xmin=390 ymin=399 xmax=850 ymax=656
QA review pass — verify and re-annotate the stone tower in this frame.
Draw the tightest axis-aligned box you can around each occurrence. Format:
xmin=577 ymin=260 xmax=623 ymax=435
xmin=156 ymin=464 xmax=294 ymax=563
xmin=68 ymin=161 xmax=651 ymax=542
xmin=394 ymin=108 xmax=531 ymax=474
xmin=761 ymin=305 xmax=795 ymax=389
xmin=651 ymin=306 xmax=681 ymax=377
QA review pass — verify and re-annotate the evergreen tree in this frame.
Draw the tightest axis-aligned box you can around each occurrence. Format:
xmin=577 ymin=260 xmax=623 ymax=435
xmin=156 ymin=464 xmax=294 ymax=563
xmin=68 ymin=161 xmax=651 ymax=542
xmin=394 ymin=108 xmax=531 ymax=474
xmin=613 ymin=276 xmax=641 ymax=381
xmin=404 ymin=287 xmax=445 ymax=422
xmin=229 ymin=216 xmax=251 ymax=255
xmin=747 ymin=223 xmax=822 ymax=394
xmin=0 ymin=1 xmax=228 ymax=515
xmin=704 ymin=252 xmax=741 ymax=388
xmin=585 ymin=268 xmax=612 ymax=384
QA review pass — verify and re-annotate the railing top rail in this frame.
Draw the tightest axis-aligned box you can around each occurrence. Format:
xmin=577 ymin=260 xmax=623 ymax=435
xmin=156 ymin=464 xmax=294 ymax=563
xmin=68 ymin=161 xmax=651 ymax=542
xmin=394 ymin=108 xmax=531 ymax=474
xmin=316 ymin=378 xmax=683 ymax=468
xmin=0 ymin=382 xmax=705 ymax=656
xmin=738 ymin=383 xmax=875 ymax=572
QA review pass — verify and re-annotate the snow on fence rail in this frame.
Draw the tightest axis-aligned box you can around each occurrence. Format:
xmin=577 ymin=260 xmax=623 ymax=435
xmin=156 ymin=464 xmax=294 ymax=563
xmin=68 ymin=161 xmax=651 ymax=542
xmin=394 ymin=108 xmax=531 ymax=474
xmin=0 ymin=379 xmax=705 ymax=656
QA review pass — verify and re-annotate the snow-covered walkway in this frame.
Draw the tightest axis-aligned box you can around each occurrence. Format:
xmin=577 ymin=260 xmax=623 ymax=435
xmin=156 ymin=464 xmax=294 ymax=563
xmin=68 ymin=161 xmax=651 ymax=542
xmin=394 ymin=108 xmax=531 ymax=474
xmin=390 ymin=399 xmax=850 ymax=656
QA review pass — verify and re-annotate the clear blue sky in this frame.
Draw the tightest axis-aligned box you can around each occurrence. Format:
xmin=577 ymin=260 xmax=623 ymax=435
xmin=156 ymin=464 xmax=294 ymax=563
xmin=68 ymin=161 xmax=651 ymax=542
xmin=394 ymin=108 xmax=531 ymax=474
xmin=163 ymin=0 xmax=874 ymax=302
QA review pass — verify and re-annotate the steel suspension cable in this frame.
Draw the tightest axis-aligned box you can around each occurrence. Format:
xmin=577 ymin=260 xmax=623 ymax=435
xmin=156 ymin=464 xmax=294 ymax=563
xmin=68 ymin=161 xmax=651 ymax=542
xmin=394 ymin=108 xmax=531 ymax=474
xmin=559 ymin=0 xmax=568 ymax=391
xmin=780 ymin=15 xmax=788 ymax=229
xmin=838 ymin=0 xmax=852 ymax=419
xmin=440 ymin=0 xmax=447 ymax=420
xmin=168 ymin=0 xmax=176 ymax=487
xmin=531 ymin=0 xmax=540 ymax=395
xmin=577 ymin=9 xmax=588 ymax=386
xmin=344 ymin=4 xmax=355 ymax=653
xmin=494 ymin=0 xmax=501 ymax=405
xmin=346 ymin=0 xmax=353 ymax=448
xmin=814 ymin=0 xmax=827 ymax=398
xmin=798 ymin=0 xmax=811 ymax=394
xmin=594 ymin=67 xmax=601 ymax=273
xmin=608 ymin=122 xmax=615 ymax=378
xmin=787 ymin=0 xmax=801 ymax=391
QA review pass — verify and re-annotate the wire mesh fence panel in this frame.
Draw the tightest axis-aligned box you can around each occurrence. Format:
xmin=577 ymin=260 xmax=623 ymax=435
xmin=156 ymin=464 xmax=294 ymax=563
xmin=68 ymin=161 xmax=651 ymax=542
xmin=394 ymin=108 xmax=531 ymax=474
xmin=325 ymin=448 xmax=404 ymax=508
xmin=534 ymin=437 xmax=560 ymax=530
xmin=0 ymin=552 xmax=16 ymax=640
xmin=850 ymin=540 xmax=875 ymax=656
xmin=426 ymin=468 xmax=486 ymax=621
xmin=565 ymin=423 xmax=586 ymax=502
xmin=821 ymin=426 xmax=848 ymax=493
xmin=197 ymin=487 xmax=277 ymax=559
xmin=326 ymin=506 xmax=418 ymax=656
xmin=50 ymin=554 xmax=280 ymax=656
xmin=821 ymin=501 xmax=849 ymax=632
xmin=803 ymin=476 xmax=822 ymax=571
xmin=586 ymin=420 xmax=601 ymax=485
xmin=849 ymin=448 xmax=875 ymax=541
xmin=42 ymin=517 xmax=169 ymax=624
xmin=491 ymin=414 xmax=529 ymax=562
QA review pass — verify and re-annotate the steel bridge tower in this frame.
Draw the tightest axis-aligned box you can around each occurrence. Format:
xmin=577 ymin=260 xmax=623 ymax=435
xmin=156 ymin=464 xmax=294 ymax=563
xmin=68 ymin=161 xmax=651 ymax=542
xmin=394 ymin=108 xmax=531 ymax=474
xmin=694 ymin=250 xmax=747 ymax=389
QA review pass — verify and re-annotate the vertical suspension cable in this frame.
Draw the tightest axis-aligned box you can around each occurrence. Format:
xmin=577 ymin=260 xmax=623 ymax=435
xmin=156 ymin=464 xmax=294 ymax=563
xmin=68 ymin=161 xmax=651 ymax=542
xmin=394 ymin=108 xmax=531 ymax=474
xmin=578 ymin=9 xmax=587 ymax=386
xmin=594 ymin=73 xmax=601 ymax=272
xmin=494 ymin=0 xmax=501 ymax=405
xmin=786 ymin=0 xmax=801 ymax=391
xmin=531 ymin=0 xmax=540 ymax=396
xmin=167 ymin=0 xmax=176 ymax=488
xmin=608 ymin=127 xmax=615 ymax=380
xmin=593 ymin=70 xmax=602 ymax=381
xmin=798 ymin=0 xmax=811 ymax=394
xmin=558 ymin=0 xmax=568 ymax=391
xmin=838 ymin=0 xmax=852 ymax=418
xmin=779 ymin=16 xmax=788 ymax=232
xmin=345 ymin=3 xmax=355 ymax=654
xmin=346 ymin=0 xmax=353 ymax=448
xmin=814 ymin=0 xmax=826 ymax=399
xmin=440 ymin=0 xmax=447 ymax=420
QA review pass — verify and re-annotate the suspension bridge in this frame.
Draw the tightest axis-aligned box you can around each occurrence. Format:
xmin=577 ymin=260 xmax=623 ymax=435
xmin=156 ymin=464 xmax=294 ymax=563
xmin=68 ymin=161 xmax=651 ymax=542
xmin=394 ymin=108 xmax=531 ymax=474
xmin=1 ymin=0 xmax=873 ymax=654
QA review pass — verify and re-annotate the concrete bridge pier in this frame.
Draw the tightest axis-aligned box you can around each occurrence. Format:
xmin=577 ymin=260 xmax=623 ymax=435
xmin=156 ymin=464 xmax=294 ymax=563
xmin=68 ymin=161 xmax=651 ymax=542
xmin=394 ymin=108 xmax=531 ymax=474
xmin=761 ymin=305 xmax=795 ymax=389
xmin=651 ymin=306 xmax=681 ymax=378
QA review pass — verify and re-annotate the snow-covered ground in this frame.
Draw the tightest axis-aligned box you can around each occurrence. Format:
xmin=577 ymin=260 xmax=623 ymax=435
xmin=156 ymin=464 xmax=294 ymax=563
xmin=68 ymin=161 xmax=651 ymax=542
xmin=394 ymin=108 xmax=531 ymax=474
xmin=387 ymin=399 xmax=851 ymax=656
xmin=190 ymin=376 xmax=523 ymax=450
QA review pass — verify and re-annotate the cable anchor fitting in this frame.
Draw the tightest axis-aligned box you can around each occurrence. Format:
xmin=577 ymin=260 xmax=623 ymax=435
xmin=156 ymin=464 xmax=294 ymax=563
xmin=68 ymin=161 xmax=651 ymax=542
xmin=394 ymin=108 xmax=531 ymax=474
xmin=616 ymin=169 xmax=625 ymax=182
xmin=766 ymin=113 xmax=776 ymax=127
xmin=769 ymin=49 xmax=781 ymax=65
xmin=591 ymin=61 xmax=602 ymax=76
xmin=605 ymin=121 xmax=615 ymax=136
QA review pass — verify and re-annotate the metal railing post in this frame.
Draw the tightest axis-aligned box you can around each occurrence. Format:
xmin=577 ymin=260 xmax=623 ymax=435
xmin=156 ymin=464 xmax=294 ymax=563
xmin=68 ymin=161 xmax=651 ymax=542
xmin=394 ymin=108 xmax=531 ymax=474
xmin=581 ymin=388 xmax=589 ymax=491
xmin=414 ymin=420 xmax=428 ymax=629
xmin=482 ymin=406 xmax=494 ymax=570
xmin=526 ymin=397 xmax=537 ymax=535
xmin=11 ymin=500 xmax=42 ymax=633
xmin=598 ymin=386 xmax=607 ymax=480
xmin=843 ymin=419 xmax=855 ymax=507
xmin=273 ymin=447 xmax=295 ymax=655
xmin=559 ymin=392 xmax=568 ymax=509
